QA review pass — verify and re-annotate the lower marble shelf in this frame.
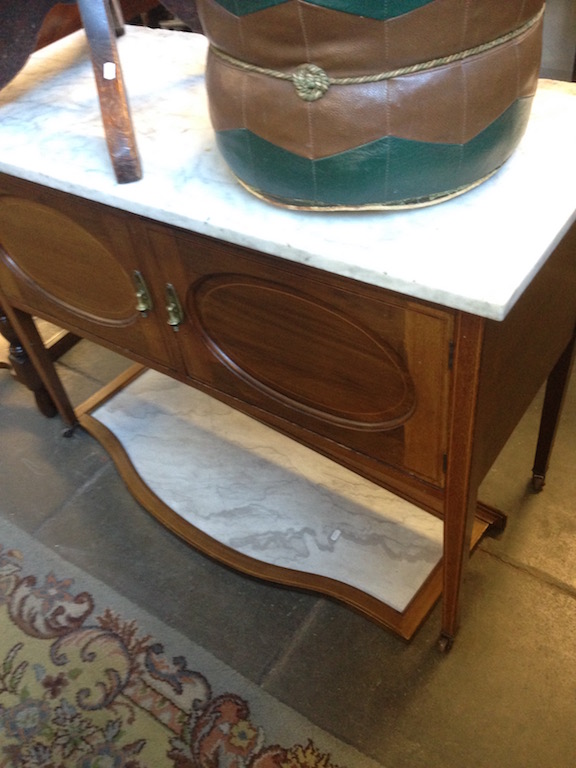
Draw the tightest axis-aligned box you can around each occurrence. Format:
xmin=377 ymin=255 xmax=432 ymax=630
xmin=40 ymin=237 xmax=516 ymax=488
xmin=80 ymin=367 xmax=446 ymax=638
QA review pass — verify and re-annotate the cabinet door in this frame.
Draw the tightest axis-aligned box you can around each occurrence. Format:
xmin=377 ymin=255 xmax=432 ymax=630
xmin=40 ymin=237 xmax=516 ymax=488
xmin=148 ymin=224 xmax=454 ymax=487
xmin=0 ymin=177 xmax=178 ymax=371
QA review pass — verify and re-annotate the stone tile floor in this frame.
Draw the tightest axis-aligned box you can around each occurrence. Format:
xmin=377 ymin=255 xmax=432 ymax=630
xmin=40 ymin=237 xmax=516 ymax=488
xmin=1 ymin=324 xmax=576 ymax=767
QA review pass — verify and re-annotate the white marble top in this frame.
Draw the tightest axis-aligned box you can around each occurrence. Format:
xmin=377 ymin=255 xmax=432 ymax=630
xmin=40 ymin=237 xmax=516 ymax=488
xmin=0 ymin=26 xmax=575 ymax=320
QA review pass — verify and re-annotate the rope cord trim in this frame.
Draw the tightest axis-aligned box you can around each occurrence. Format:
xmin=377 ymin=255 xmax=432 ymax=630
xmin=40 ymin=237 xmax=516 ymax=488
xmin=210 ymin=7 xmax=543 ymax=101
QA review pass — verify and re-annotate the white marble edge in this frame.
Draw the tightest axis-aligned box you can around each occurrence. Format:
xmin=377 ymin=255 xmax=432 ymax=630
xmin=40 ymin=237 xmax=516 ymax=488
xmin=1 ymin=27 xmax=575 ymax=321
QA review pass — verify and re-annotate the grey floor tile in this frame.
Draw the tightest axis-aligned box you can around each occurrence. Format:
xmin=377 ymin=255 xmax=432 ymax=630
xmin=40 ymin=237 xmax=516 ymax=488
xmin=55 ymin=337 xmax=133 ymax=396
xmin=480 ymin=373 xmax=576 ymax=591
xmin=0 ymin=374 xmax=109 ymax=526
xmin=261 ymin=550 xmax=576 ymax=768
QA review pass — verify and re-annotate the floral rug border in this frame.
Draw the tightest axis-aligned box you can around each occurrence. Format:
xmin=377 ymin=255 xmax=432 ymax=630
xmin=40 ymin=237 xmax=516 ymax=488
xmin=0 ymin=519 xmax=383 ymax=768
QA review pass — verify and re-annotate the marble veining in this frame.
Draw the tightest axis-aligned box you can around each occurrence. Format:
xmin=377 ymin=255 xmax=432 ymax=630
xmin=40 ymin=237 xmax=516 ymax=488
xmin=0 ymin=27 xmax=575 ymax=320
xmin=91 ymin=370 xmax=443 ymax=613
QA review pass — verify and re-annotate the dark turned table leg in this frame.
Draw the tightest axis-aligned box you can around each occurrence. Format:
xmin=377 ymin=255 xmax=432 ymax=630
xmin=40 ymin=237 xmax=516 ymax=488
xmin=531 ymin=330 xmax=576 ymax=491
xmin=0 ymin=300 xmax=57 ymax=417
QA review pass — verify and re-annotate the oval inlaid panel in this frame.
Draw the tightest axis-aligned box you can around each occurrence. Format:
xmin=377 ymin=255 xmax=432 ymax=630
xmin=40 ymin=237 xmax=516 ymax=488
xmin=0 ymin=197 xmax=135 ymax=324
xmin=194 ymin=275 xmax=416 ymax=429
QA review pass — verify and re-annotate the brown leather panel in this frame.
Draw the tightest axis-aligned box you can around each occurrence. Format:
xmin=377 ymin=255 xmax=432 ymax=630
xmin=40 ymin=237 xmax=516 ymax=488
xmin=198 ymin=0 xmax=544 ymax=75
xmin=205 ymin=50 xmax=315 ymax=155
xmin=206 ymin=16 xmax=542 ymax=158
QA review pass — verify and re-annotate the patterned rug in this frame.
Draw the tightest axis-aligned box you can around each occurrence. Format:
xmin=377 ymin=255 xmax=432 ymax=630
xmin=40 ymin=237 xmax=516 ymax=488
xmin=0 ymin=518 xmax=383 ymax=768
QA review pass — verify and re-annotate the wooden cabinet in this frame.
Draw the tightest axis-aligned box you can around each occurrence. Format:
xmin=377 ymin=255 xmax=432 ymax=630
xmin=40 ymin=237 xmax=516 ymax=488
xmin=0 ymin=175 xmax=454 ymax=496
xmin=147 ymin=224 xmax=454 ymax=489
xmin=0 ymin=178 xmax=180 ymax=371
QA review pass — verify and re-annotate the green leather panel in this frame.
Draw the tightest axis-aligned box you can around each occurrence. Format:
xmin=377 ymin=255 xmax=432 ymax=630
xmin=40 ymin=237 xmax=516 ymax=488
xmin=215 ymin=97 xmax=533 ymax=207
xmin=210 ymin=0 xmax=434 ymax=18
xmin=300 ymin=0 xmax=435 ymax=19
xmin=210 ymin=0 xmax=290 ymax=14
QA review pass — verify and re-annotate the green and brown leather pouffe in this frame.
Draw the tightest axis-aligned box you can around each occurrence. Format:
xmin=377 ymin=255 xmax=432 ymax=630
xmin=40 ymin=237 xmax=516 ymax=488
xmin=195 ymin=0 xmax=545 ymax=210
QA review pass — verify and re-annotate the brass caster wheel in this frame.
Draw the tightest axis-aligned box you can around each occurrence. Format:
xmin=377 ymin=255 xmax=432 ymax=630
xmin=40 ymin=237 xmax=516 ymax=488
xmin=437 ymin=633 xmax=454 ymax=654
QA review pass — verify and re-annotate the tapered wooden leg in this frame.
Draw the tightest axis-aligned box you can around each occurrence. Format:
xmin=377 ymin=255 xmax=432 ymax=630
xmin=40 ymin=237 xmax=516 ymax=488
xmin=77 ymin=0 xmax=142 ymax=184
xmin=531 ymin=330 xmax=576 ymax=491
xmin=2 ymin=304 xmax=77 ymax=431
xmin=439 ymin=313 xmax=485 ymax=651
xmin=0 ymin=300 xmax=57 ymax=418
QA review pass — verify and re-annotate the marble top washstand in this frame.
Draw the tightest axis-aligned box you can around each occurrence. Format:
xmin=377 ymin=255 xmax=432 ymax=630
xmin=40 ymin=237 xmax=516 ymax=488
xmin=0 ymin=26 xmax=575 ymax=321
xmin=2 ymin=25 xmax=576 ymax=637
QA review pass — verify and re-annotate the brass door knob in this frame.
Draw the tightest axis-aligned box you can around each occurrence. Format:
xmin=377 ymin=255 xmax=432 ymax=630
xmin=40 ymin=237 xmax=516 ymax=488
xmin=132 ymin=270 xmax=153 ymax=316
xmin=165 ymin=283 xmax=184 ymax=330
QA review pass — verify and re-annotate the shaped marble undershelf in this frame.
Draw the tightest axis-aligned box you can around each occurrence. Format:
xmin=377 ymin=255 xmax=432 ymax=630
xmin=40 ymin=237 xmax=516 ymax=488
xmin=90 ymin=369 xmax=443 ymax=613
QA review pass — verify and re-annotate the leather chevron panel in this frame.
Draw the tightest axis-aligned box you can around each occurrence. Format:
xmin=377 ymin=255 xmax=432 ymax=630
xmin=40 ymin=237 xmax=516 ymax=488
xmin=205 ymin=22 xmax=541 ymax=154
xmin=206 ymin=0 xmax=435 ymax=20
xmin=214 ymin=98 xmax=533 ymax=208
xmin=207 ymin=0 xmax=290 ymax=14
xmin=198 ymin=0 xmax=544 ymax=72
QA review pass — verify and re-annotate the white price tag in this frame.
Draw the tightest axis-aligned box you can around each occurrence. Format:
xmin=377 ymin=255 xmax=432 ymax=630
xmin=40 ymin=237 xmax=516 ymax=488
xmin=103 ymin=62 xmax=116 ymax=80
